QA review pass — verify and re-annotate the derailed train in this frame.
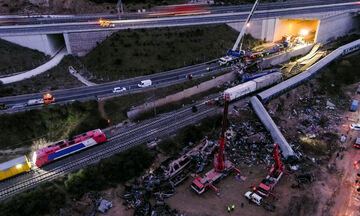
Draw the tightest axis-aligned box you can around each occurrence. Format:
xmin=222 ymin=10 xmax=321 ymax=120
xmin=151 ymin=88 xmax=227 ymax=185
xmin=1 ymin=39 xmax=359 ymax=182
xmin=0 ymin=129 xmax=106 ymax=181
xmin=257 ymin=39 xmax=360 ymax=102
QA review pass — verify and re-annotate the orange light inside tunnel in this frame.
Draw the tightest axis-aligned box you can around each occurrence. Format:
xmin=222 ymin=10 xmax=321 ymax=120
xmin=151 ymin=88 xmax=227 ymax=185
xmin=273 ymin=19 xmax=319 ymax=43
xmin=300 ymin=29 xmax=309 ymax=36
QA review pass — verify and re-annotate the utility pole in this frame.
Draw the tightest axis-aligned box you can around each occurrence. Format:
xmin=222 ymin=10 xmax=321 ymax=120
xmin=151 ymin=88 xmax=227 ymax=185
xmin=153 ymin=91 xmax=156 ymax=117
xmin=117 ymin=0 xmax=124 ymax=19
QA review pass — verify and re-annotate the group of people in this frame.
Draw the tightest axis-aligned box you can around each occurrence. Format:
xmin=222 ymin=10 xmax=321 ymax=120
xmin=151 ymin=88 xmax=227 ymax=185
xmin=227 ymin=204 xmax=235 ymax=213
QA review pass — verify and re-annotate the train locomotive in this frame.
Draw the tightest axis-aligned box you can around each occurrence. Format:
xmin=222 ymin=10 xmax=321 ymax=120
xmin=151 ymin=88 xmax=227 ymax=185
xmin=0 ymin=156 xmax=32 ymax=181
xmin=33 ymin=129 xmax=106 ymax=167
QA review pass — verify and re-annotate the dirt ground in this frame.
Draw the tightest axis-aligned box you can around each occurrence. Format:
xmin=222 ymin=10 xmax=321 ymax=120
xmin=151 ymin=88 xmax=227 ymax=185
xmin=264 ymin=80 xmax=360 ymax=216
xmin=166 ymin=164 xmax=296 ymax=216
xmin=75 ymin=82 xmax=350 ymax=216
xmin=70 ymin=51 xmax=360 ymax=216
xmin=123 ymin=82 xmax=358 ymax=216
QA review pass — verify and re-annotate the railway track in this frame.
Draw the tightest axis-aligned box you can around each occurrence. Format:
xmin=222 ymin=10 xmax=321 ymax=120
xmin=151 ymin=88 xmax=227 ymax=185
xmin=0 ymin=102 xmax=217 ymax=201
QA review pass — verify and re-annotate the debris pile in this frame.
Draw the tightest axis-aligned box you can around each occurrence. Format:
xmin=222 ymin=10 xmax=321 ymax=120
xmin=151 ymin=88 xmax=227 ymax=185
xmin=223 ymin=116 xmax=275 ymax=167
xmin=98 ymin=199 xmax=113 ymax=214
xmin=122 ymin=138 xmax=217 ymax=215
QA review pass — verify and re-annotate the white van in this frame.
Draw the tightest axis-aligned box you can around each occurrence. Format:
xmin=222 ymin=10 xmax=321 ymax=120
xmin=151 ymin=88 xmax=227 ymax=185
xmin=138 ymin=79 xmax=152 ymax=88
xmin=244 ymin=191 xmax=263 ymax=205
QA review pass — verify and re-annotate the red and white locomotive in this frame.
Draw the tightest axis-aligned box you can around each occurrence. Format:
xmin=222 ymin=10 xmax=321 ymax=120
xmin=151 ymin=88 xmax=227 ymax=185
xmin=33 ymin=129 xmax=106 ymax=167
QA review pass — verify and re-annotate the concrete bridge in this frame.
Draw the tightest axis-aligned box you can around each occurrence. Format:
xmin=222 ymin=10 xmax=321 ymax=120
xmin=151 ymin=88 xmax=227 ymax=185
xmin=0 ymin=1 xmax=359 ymax=57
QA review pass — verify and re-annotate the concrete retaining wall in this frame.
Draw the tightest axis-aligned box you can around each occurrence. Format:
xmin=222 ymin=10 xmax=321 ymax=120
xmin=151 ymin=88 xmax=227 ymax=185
xmin=260 ymin=44 xmax=313 ymax=69
xmin=1 ymin=34 xmax=64 ymax=56
xmin=127 ymin=72 xmax=236 ymax=119
xmin=316 ymin=13 xmax=360 ymax=43
xmin=66 ymin=30 xmax=116 ymax=56
xmin=227 ymin=18 xmax=276 ymax=42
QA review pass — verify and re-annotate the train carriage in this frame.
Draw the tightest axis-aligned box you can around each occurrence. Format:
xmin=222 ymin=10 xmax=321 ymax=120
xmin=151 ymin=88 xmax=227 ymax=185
xmin=0 ymin=156 xmax=31 ymax=181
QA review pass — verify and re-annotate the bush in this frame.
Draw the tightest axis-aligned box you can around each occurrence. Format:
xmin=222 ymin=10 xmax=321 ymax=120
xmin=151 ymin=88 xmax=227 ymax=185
xmin=158 ymin=138 xmax=178 ymax=155
xmin=0 ymin=100 xmax=107 ymax=149
xmin=0 ymin=182 xmax=66 ymax=216
xmin=158 ymin=114 xmax=223 ymax=155
xmin=64 ymin=146 xmax=154 ymax=198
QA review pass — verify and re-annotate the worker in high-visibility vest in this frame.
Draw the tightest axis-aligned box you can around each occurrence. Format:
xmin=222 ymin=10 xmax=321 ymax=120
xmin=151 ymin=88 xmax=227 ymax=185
xmin=227 ymin=206 xmax=231 ymax=213
xmin=231 ymin=204 xmax=235 ymax=211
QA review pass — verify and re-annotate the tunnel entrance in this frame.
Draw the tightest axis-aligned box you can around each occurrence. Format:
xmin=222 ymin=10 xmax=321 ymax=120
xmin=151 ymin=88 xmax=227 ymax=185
xmin=273 ymin=19 xmax=320 ymax=44
xmin=46 ymin=34 xmax=66 ymax=56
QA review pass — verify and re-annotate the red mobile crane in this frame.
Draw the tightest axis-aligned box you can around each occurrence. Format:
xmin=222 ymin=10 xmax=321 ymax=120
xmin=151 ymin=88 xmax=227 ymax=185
xmin=191 ymin=94 xmax=240 ymax=195
xmin=255 ymin=143 xmax=285 ymax=197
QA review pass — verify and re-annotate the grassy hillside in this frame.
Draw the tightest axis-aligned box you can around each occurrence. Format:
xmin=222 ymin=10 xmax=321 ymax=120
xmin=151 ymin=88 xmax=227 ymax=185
xmin=0 ymin=70 xmax=227 ymax=150
xmin=83 ymin=24 xmax=260 ymax=82
xmin=0 ymin=55 xmax=84 ymax=97
xmin=0 ymin=38 xmax=49 ymax=76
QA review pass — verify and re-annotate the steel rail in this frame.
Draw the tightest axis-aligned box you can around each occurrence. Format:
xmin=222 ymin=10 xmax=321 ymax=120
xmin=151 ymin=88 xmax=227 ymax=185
xmin=0 ymin=103 xmax=216 ymax=200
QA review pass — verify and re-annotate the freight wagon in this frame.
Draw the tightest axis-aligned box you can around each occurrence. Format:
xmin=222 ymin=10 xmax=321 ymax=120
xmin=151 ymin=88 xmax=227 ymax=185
xmin=0 ymin=156 xmax=31 ymax=181
xmin=224 ymin=72 xmax=282 ymax=102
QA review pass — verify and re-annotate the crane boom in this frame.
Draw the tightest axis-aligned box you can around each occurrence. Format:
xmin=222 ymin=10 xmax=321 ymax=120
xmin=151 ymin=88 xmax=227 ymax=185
xmin=231 ymin=0 xmax=260 ymax=51
xmin=214 ymin=93 xmax=230 ymax=172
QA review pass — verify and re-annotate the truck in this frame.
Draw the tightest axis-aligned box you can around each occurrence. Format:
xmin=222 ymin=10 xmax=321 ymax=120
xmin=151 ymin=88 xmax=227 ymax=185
xmin=218 ymin=56 xmax=239 ymax=66
xmin=255 ymin=143 xmax=285 ymax=198
xmin=350 ymin=100 xmax=358 ymax=112
xmin=27 ymin=93 xmax=55 ymax=106
xmin=99 ymin=18 xmax=115 ymax=27
xmin=244 ymin=191 xmax=276 ymax=212
xmin=256 ymin=172 xmax=283 ymax=197
xmin=138 ymin=79 xmax=152 ymax=88
xmin=191 ymin=94 xmax=240 ymax=195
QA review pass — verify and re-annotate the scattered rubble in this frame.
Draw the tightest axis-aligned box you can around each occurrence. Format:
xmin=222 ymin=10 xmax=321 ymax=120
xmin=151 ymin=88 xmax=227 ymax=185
xmin=122 ymin=138 xmax=217 ymax=215
xmin=98 ymin=199 xmax=113 ymax=214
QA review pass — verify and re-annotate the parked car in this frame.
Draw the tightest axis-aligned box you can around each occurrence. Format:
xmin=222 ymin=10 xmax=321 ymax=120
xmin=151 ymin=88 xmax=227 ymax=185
xmin=350 ymin=123 xmax=360 ymax=130
xmin=113 ymin=87 xmax=126 ymax=93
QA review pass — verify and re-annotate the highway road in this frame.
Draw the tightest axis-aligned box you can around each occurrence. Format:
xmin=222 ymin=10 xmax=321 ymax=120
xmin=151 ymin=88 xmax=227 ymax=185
xmin=0 ymin=98 xmax=218 ymax=201
xmin=0 ymin=1 xmax=359 ymax=36
xmin=0 ymin=0 xmax=357 ymax=26
xmin=0 ymin=60 xmax=226 ymax=114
